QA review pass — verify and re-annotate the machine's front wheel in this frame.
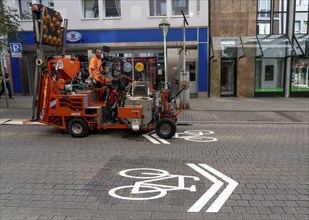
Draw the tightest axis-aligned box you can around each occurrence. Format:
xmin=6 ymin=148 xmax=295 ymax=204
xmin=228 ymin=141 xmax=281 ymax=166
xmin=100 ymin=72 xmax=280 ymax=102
xmin=155 ymin=119 xmax=176 ymax=139
xmin=67 ymin=118 xmax=89 ymax=138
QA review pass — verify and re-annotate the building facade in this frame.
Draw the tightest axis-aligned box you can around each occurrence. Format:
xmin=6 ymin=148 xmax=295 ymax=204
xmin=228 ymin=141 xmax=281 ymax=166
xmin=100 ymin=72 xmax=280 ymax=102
xmin=209 ymin=0 xmax=309 ymax=97
xmin=7 ymin=0 xmax=309 ymax=98
xmin=9 ymin=0 xmax=209 ymax=98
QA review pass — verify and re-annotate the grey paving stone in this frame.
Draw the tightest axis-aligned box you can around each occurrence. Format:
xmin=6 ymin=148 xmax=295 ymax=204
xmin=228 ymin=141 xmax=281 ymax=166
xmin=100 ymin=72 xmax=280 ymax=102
xmin=255 ymin=214 xmax=269 ymax=220
xmin=272 ymin=200 xmax=287 ymax=207
xmin=270 ymin=207 xmax=286 ymax=214
xmin=240 ymin=194 xmax=253 ymax=201
xmin=38 ymin=216 xmax=53 ymax=220
xmin=227 ymin=213 xmax=244 ymax=220
xmin=295 ymin=207 xmax=309 ymax=215
xmin=233 ymin=207 xmax=247 ymax=214
xmin=237 ymin=201 xmax=250 ymax=207
xmin=297 ymin=195 xmax=309 ymax=201
xmin=220 ymin=207 xmax=234 ymax=213
xmin=294 ymin=215 xmax=309 ymax=220
xmin=257 ymin=207 xmax=272 ymax=214
xmin=286 ymin=194 xmax=299 ymax=200
xmin=296 ymin=200 xmax=309 ymax=207
xmin=249 ymin=201 xmax=263 ymax=207
xmin=245 ymin=207 xmax=260 ymax=214
xmin=241 ymin=214 xmax=258 ymax=220
xmin=134 ymin=204 xmax=148 ymax=211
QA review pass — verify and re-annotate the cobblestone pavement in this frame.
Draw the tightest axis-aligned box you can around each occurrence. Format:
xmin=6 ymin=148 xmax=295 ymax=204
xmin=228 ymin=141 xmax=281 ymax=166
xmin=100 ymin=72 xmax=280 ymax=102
xmin=1 ymin=122 xmax=308 ymax=220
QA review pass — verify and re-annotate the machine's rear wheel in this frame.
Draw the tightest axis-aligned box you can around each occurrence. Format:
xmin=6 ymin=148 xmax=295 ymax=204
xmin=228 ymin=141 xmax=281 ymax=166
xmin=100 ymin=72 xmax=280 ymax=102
xmin=155 ymin=119 xmax=176 ymax=139
xmin=67 ymin=118 xmax=89 ymax=138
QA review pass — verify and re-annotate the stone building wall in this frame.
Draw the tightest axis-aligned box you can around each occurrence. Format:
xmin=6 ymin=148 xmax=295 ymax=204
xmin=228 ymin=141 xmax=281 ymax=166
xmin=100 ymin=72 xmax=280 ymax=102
xmin=209 ymin=0 xmax=257 ymax=97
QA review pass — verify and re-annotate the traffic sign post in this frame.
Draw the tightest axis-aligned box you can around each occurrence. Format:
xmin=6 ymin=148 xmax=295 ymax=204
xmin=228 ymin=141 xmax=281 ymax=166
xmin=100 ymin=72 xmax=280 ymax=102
xmin=0 ymin=54 xmax=9 ymax=107
xmin=9 ymin=43 xmax=22 ymax=58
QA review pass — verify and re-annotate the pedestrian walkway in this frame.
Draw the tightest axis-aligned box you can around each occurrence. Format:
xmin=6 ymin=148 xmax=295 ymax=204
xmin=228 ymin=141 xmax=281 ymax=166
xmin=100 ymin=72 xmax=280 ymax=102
xmin=1 ymin=95 xmax=308 ymax=124
xmin=189 ymin=97 xmax=309 ymax=111
xmin=178 ymin=97 xmax=309 ymax=123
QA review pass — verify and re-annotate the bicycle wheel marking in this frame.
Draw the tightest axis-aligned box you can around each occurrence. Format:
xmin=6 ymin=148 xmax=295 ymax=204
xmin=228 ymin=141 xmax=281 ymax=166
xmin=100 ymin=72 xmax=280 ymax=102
xmin=174 ymin=130 xmax=218 ymax=143
xmin=108 ymin=164 xmax=238 ymax=213
xmin=109 ymin=185 xmax=166 ymax=200
xmin=119 ymin=168 xmax=169 ymax=179
xmin=143 ymin=130 xmax=218 ymax=144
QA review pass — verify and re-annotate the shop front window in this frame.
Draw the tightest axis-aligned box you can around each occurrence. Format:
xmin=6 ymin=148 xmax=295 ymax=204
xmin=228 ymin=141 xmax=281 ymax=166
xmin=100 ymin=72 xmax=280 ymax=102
xmin=127 ymin=55 xmax=163 ymax=91
xmin=19 ymin=0 xmax=32 ymax=20
xmin=258 ymin=22 xmax=271 ymax=34
xmin=109 ymin=52 xmax=164 ymax=92
xmin=296 ymin=0 xmax=301 ymax=6
xmin=40 ymin=0 xmax=54 ymax=9
xmin=257 ymin=0 xmax=289 ymax=35
xmin=295 ymin=21 xmax=301 ymax=33
xmin=291 ymin=58 xmax=309 ymax=91
xmin=295 ymin=12 xmax=309 ymax=34
xmin=82 ymin=0 xmax=99 ymax=18
xmin=105 ymin=0 xmax=121 ymax=18
xmin=255 ymin=59 xmax=284 ymax=92
xmin=149 ymin=0 xmax=166 ymax=16
xmin=172 ymin=0 xmax=188 ymax=16
xmin=273 ymin=12 xmax=287 ymax=34
xmin=258 ymin=0 xmax=271 ymax=18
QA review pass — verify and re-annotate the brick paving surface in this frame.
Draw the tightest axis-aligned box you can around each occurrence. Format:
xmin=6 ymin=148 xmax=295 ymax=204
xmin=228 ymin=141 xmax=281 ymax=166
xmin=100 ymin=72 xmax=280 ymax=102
xmin=1 ymin=122 xmax=308 ymax=219
xmin=1 ymin=96 xmax=308 ymax=219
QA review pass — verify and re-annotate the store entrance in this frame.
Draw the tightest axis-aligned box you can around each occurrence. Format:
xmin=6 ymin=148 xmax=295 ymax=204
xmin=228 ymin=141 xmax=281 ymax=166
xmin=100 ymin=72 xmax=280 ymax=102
xmin=221 ymin=59 xmax=236 ymax=97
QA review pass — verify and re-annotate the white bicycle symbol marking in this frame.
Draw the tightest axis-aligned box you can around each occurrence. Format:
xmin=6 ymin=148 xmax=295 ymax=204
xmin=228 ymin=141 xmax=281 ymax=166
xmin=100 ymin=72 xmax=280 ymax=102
xmin=108 ymin=168 xmax=200 ymax=200
xmin=174 ymin=130 xmax=218 ymax=143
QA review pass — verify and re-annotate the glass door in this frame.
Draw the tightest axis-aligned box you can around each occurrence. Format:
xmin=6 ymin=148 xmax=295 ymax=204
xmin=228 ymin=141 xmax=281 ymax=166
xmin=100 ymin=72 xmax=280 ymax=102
xmin=221 ymin=59 xmax=236 ymax=96
xmin=187 ymin=62 xmax=197 ymax=97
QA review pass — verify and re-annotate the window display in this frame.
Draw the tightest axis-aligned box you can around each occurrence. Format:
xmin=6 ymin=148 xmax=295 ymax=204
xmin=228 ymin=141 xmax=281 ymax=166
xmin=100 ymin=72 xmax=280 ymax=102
xmin=19 ymin=0 xmax=32 ymax=20
xmin=291 ymin=58 xmax=309 ymax=92
xmin=149 ymin=0 xmax=167 ymax=16
xmin=109 ymin=52 xmax=165 ymax=92
xmin=172 ymin=0 xmax=188 ymax=15
xmin=82 ymin=0 xmax=99 ymax=18
xmin=255 ymin=59 xmax=284 ymax=92
xmin=105 ymin=0 xmax=121 ymax=17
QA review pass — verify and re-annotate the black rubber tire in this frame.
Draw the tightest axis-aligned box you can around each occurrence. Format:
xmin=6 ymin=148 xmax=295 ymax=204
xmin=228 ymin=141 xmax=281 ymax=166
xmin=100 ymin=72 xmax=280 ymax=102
xmin=67 ymin=118 xmax=89 ymax=138
xmin=155 ymin=119 xmax=176 ymax=139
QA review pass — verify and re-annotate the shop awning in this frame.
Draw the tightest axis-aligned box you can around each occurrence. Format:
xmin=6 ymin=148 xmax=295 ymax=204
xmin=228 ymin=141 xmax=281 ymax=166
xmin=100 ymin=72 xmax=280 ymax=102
xmin=239 ymin=36 xmax=263 ymax=58
xmin=210 ymin=37 xmax=242 ymax=59
xmin=293 ymin=34 xmax=309 ymax=57
xmin=211 ymin=35 xmax=299 ymax=59
xmin=257 ymin=35 xmax=297 ymax=58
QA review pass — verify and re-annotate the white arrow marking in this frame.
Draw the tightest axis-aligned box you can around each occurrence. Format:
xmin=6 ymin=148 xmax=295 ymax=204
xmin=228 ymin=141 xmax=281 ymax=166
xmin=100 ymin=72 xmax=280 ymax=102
xmin=199 ymin=163 xmax=238 ymax=213
xmin=142 ymin=132 xmax=160 ymax=144
xmin=143 ymin=131 xmax=171 ymax=144
xmin=187 ymin=163 xmax=223 ymax=212
xmin=151 ymin=134 xmax=170 ymax=144
xmin=3 ymin=120 xmax=24 ymax=125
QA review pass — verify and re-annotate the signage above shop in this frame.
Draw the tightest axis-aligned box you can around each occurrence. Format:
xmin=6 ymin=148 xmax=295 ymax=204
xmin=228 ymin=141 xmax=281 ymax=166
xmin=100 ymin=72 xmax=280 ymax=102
xmin=123 ymin=62 xmax=132 ymax=73
xmin=66 ymin=31 xmax=82 ymax=42
xmin=135 ymin=62 xmax=144 ymax=72
xmin=126 ymin=57 xmax=157 ymax=63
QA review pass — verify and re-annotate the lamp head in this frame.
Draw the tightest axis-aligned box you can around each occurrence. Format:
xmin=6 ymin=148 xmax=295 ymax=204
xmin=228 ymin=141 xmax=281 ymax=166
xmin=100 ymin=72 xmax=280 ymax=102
xmin=159 ymin=19 xmax=170 ymax=30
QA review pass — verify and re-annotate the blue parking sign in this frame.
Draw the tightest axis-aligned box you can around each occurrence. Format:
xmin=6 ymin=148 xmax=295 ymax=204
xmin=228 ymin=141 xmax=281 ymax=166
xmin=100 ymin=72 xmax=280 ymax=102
xmin=10 ymin=43 xmax=22 ymax=58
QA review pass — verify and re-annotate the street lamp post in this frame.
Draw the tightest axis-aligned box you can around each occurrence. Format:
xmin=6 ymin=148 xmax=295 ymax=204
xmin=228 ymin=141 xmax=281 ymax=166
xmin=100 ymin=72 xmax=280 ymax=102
xmin=159 ymin=19 xmax=170 ymax=90
xmin=181 ymin=10 xmax=189 ymax=109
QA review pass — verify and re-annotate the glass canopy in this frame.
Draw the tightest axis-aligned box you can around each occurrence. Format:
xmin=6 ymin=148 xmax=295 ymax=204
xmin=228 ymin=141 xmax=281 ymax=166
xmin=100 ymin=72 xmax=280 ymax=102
xmin=293 ymin=34 xmax=309 ymax=57
xmin=211 ymin=34 xmax=306 ymax=59
xmin=257 ymin=35 xmax=296 ymax=58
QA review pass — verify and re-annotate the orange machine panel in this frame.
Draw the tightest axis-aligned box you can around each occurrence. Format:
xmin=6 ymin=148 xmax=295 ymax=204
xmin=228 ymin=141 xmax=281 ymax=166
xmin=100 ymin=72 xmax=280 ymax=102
xmin=49 ymin=58 xmax=80 ymax=80
xmin=118 ymin=106 xmax=143 ymax=119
